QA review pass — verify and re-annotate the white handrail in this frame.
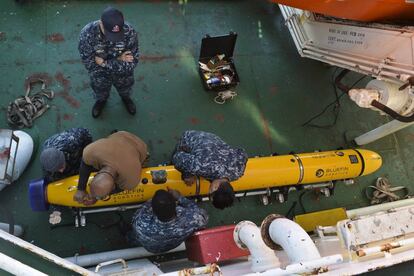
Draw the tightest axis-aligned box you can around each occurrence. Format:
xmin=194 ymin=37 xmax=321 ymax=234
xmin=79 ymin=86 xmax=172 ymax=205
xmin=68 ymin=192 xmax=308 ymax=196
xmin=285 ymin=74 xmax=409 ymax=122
xmin=66 ymin=243 xmax=186 ymax=267
xmin=0 ymin=229 xmax=98 ymax=276
xmin=0 ymin=252 xmax=48 ymax=276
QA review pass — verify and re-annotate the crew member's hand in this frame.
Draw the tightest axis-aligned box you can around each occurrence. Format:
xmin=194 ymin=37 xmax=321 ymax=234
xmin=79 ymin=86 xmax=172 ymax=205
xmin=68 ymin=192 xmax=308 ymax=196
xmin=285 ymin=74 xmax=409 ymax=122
xmin=82 ymin=194 xmax=98 ymax=206
xmin=73 ymin=190 xmax=98 ymax=206
xmin=184 ymin=175 xmax=196 ymax=186
xmin=117 ymin=51 xmax=134 ymax=63
xmin=167 ymin=187 xmax=181 ymax=200
xmin=73 ymin=190 xmax=88 ymax=204
xmin=95 ymin=56 xmax=105 ymax=66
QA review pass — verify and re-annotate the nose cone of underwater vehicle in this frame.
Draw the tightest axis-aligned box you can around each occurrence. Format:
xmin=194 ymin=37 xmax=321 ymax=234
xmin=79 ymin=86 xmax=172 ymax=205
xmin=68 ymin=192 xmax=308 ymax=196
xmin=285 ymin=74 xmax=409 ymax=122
xmin=28 ymin=178 xmax=50 ymax=211
xmin=357 ymin=149 xmax=382 ymax=176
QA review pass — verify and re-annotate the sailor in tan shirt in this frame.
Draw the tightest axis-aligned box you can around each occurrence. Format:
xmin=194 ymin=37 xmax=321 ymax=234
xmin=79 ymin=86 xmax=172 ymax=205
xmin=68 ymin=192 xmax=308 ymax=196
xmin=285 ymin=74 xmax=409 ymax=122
xmin=73 ymin=131 xmax=148 ymax=205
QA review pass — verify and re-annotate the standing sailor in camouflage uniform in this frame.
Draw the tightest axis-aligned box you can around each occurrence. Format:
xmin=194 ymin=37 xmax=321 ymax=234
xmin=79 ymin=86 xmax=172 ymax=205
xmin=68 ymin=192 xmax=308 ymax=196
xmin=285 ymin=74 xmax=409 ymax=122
xmin=40 ymin=128 xmax=92 ymax=182
xmin=78 ymin=7 xmax=139 ymax=118
xmin=130 ymin=188 xmax=208 ymax=253
xmin=172 ymin=130 xmax=248 ymax=209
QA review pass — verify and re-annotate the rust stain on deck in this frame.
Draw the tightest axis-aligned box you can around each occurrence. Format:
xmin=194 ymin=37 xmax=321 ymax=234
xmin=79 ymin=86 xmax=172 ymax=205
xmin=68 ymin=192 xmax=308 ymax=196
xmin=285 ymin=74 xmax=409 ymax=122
xmin=46 ymin=33 xmax=65 ymax=43
xmin=25 ymin=72 xmax=53 ymax=88
xmin=269 ymin=85 xmax=278 ymax=96
xmin=214 ymin=113 xmax=225 ymax=123
xmin=63 ymin=113 xmax=74 ymax=121
xmin=55 ymin=72 xmax=80 ymax=108
xmin=190 ymin=117 xmax=200 ymax=125
xmin=140 ymin=55 xmax=178 ymax=63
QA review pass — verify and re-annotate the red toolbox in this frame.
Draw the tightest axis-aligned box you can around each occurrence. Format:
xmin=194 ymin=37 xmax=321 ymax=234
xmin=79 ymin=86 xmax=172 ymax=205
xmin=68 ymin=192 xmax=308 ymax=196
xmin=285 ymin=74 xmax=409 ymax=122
xmin=185 ymin=225 xmax=250 ymax=264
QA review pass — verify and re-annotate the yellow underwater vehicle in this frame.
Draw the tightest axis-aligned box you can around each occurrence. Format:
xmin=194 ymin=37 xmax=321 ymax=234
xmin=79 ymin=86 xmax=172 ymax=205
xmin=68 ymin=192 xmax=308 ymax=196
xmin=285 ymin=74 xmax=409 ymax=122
xmin=29 ymin=149 xmax=382 ymax=211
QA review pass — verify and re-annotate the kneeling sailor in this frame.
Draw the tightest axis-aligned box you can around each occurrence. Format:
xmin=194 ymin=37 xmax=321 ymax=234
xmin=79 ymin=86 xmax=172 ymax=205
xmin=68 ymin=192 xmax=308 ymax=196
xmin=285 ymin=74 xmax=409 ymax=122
xmin=73 ymin=131 xmax=147 ymax=205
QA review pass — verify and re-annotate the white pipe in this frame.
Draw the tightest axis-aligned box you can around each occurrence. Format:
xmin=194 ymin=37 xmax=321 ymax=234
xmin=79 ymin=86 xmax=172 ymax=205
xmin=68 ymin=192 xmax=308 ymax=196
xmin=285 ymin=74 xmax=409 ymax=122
xmin=80 ymin=204 xmax=143 ymax=214
xmin=0 ymin=222 xmax=24 ymax=237
xmin=346 ymin=197 xmax=414 ymax=219
xmin=356 ymin=237 xmax=414 ymax=257
xmin=234 ymin=221 xmax=280 ymax=272
xmin=268 ymin=218 xmax=320 ymax=263
xmin=0 ymin=229 xmax=98 ymax=276
xmin=354 ymin=119 xmax=414 ymax=145
xmin=243 ymin=254 xmax=343 ymax=276
xmin=0 ymin=252 xmax=47 ymax=276
xmin=66 ymin=243 xmax=186 ymax=267
xmin=160 ymin=264 xmax=220 ymax=276
xmin=202 ymin=190 xmax=269 ymax=201
xmin=316 ymin=225 xmax=337 ymax=238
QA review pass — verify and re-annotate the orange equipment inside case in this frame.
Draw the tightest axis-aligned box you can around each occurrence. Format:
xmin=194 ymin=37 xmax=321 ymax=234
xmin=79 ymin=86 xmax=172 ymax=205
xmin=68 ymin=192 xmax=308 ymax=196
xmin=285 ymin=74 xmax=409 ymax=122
xmin=272 ymin=0 xmax=414 ymax=22
xmin=185 ymin=225 xmax=249 ymax=264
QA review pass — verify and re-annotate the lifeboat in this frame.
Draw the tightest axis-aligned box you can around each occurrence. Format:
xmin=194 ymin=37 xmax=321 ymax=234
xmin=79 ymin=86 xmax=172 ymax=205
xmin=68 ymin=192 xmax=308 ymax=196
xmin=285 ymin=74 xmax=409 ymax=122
xmin=272 ymin=0 xmax=414 ymax=22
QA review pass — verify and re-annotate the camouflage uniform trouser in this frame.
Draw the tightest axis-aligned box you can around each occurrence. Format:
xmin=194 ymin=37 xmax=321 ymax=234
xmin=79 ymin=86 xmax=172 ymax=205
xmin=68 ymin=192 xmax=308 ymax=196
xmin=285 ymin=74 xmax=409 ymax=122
xmin=90 ymin=71 xmax=134 ymax=102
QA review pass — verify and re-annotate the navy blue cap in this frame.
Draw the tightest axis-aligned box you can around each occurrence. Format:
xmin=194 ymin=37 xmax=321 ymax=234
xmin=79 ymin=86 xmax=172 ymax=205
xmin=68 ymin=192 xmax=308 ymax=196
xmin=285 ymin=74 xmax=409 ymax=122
xmin=101 ymin=7 xmax=125 ymax=42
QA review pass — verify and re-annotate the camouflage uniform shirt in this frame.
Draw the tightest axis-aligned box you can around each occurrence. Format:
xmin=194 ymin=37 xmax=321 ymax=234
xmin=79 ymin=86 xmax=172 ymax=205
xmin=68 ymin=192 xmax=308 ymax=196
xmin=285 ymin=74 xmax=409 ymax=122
xmin=42 ymin=128 xmax=92 ymax=182
xmin=78 ymin=20 xmax=139 ymax=76
xmin=131 ymin=197 xmax=208 ymax=253
xmin=172 ymin=130 xmax=248 ymax=181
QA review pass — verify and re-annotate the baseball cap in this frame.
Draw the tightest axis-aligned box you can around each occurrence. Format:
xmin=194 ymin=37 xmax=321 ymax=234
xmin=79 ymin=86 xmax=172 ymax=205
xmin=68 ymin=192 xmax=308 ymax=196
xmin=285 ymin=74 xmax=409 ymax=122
xmin=40 ymin=148 xmax=65 ymax=173
xmin=101 ymin=7 xmax=125 ymax=42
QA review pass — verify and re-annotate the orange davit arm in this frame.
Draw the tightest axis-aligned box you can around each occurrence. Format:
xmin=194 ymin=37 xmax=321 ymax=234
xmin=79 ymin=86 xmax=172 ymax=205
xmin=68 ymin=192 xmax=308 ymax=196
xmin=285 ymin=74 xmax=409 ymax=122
xmin=272 ymin=0 xmax=414 ymax=22
xmin=29 ymin=149 xmax=382 ymax=211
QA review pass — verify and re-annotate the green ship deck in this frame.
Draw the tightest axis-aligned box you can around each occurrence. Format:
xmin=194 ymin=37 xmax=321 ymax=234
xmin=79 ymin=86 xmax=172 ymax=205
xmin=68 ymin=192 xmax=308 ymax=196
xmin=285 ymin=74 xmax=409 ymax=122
xmin=0 ymin=1 xmax=413 ymax=275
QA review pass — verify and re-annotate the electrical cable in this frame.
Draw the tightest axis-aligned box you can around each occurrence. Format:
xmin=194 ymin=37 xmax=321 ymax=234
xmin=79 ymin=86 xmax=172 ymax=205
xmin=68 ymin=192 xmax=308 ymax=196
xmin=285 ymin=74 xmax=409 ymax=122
xmin=285 ymin=201 xmax=297 ymax=220
xmin=302 ymin=69 xmax=368 ymax=129
xmin=298 ymin=190 xmax=310 ymax=213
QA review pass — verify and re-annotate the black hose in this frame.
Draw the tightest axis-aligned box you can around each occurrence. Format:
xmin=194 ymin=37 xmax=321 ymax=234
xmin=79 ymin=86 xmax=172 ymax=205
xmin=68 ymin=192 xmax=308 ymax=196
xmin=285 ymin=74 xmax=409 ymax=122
xmin=334 ymin=69 xmax=351 ymax=93
xmin=371 ymin=100 xmax=414 ymax=123
xmin=335 ymin=68 xmax=414 ymax=123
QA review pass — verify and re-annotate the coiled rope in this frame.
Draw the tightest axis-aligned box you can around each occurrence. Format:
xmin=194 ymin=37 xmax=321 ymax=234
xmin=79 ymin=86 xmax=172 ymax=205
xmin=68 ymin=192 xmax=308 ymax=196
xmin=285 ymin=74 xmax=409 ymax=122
xmin=214 ymin=90 xmax=237 ymax=104
xmin=365 ymin=177 xmax=409 ymax=205
xmin=7 ymin=78 xmax=54 ymax=128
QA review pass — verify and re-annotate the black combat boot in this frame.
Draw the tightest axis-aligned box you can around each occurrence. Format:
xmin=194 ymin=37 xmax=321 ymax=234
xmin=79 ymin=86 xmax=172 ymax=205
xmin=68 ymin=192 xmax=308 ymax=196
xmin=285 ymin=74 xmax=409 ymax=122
xmin=121 ymin=97 xmax=136 ymax=115
xmin=92 ymin=100 xmax=106 ymax=118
